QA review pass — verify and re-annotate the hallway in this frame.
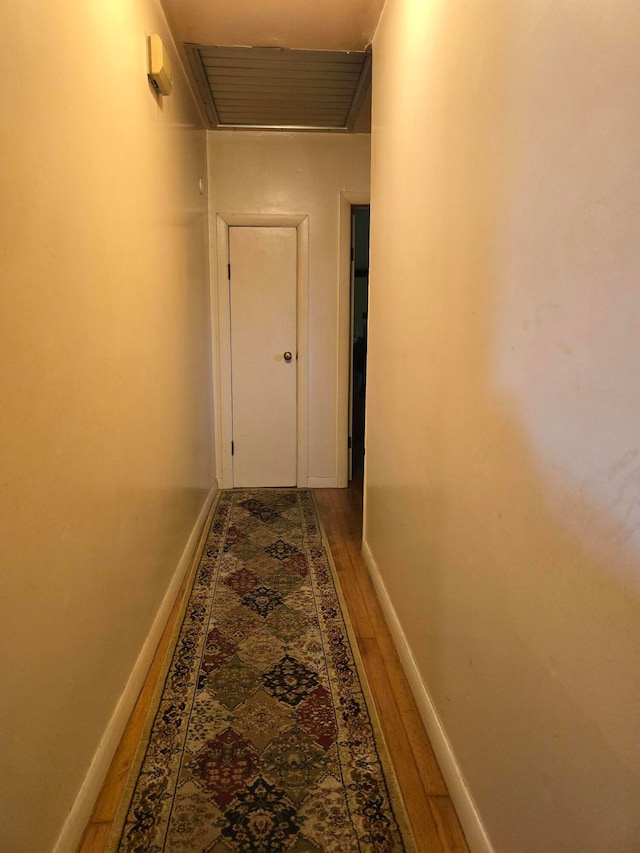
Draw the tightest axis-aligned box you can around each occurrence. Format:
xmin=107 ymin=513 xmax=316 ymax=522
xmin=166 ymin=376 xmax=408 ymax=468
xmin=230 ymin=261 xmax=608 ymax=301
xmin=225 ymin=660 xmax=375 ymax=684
xmin=3 ymin=1 xmax=640 ymax=851
xmin=78 ymin=485 xmax=468 ymax=852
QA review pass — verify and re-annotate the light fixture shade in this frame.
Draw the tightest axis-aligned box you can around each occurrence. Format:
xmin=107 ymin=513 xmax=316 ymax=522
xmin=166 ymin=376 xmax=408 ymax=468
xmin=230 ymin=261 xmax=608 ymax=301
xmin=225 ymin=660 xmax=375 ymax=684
xmin=148 ymin=34 xmax=173 ymax=96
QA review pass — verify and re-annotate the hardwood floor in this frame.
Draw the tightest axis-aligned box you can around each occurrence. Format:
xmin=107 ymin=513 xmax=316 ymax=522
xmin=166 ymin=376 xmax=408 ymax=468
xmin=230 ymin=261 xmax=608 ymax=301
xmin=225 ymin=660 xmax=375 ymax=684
xmin=78 ymin=485 xmax=469 ymax=852
xmin=313 ymin=486 xmax=469 ymax=853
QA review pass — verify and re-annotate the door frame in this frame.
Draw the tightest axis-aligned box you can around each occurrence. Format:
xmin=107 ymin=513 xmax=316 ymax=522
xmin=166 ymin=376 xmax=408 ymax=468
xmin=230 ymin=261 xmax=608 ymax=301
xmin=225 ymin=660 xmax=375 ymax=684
xmin=214 ymin=213 xmax=309 ymax=489
xmin=338 ymin=192 xmax=370 ymax=487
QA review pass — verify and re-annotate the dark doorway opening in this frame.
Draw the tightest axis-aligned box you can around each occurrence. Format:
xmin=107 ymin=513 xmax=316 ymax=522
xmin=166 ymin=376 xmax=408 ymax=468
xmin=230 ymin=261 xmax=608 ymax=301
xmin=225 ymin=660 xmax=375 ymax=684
xmin=349 ymin=206 xmax=370 ymax=490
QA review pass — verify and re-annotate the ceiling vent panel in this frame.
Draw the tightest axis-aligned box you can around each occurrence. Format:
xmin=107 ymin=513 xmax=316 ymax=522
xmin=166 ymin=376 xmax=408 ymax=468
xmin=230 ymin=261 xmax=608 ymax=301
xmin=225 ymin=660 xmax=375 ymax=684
xmin=185 ymin=45 xmax=371 ymax=131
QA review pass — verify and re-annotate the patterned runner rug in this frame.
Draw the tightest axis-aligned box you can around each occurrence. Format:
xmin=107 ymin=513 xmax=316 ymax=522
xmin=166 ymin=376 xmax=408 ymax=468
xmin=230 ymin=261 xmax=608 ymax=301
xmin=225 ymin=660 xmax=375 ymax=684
xmin=108 ymin=489 xmax=416 ymax=852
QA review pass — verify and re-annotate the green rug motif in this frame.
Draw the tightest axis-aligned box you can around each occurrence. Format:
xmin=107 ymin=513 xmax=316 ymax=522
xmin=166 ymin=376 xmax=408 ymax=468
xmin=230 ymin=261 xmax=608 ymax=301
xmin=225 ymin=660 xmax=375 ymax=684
xmin=109 ymin=489 xmax=415 ymax=852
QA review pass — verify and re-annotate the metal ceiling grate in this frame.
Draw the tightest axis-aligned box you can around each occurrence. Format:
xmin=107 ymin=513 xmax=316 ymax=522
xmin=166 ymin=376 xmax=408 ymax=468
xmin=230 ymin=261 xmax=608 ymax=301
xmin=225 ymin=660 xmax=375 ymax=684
xmin=184 ymin=45 xmax=371 ymax=131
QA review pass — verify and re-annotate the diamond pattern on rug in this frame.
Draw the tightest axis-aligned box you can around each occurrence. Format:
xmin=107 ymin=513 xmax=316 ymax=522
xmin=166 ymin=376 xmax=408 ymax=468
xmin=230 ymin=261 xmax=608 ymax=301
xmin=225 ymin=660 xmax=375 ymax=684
xmin=232 ymin=688 xmax=295 ymax=751
xmin=264 ymin=538 xmax=302 ymax=561
xmin=220 ymin=553 xmax=244 ymax=574
xmin=185 ymin=695 xmax=234 ymax=751
xmin=223 ymin=566 xmax=261 ymax=597
xmin=246 ymin=552 xmax=283 ymax=580
xmin=237 ymin=630 xmax=286 ymax=672
xmin=261 ymin=726 xmax=328 ymax=804
xmin=283 ymin=552 xmax=310 ymax=578
xmin=284 ymin=585 xmax=316 ymax=615
xmin=210 ymin=581 xmax=240 ymax=613
xmin=265 ymin=603 xmax=311 ymax=641
xmin=226 ymin=538 xmax=265 ymax=561
xmin=245 ymin=521 xmax=283 ymax=547
xmin=270 ymin=520 xmax=305 ymax=543
xmin=221 ymin=776 xmax=299 ymax=851
xmin=296 ymin=684 xmax=337 ymax=750
xmin=223 ymin=524 xmax=247 ymax=550
xmin=215 ymin=604 xmax=262 ymax=643
xmin=262 ymin=655 xmax=319 ymax=707
xmin=206 ymin=655 xmax=260 ymax=709
xmin=293 ymin=632 xmax=326 ymax=673
xmin=165 ymin=783 xmax=224 ymax=852
xmin=191 ymin=729 xmax=259 ymax=806
xmin=201 ymin=628 xmax=237 ymax=674
xmin=237 ymin=498 xmax=282 ymax=523
xmin=241 ymin=584 xmax=284 ymax=618
xmin=264 ymin=563 xmax=303 ymax=596
xmin=109 ymin=489 xmax=415 ymax=853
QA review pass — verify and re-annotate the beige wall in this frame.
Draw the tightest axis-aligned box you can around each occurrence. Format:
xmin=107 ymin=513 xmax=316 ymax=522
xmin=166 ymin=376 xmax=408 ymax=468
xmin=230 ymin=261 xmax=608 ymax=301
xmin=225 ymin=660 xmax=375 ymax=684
xmin=0 ymin=2 xmax=215 ymax=851
xmin=367 ymin=1 xmax=640 ymax=851
xmin=207 ymin=131 xmax=371 ymax=485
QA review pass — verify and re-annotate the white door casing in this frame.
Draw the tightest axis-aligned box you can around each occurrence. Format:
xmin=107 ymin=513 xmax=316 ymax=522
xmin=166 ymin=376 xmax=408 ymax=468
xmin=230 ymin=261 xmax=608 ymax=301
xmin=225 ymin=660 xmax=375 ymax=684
xmin=348 ymin=210 xmax=356 ymax=481
xmin=229 ymin=226 xmax=297 ymax=487
xmin=338 ymin=191 xmax=370 ymax=487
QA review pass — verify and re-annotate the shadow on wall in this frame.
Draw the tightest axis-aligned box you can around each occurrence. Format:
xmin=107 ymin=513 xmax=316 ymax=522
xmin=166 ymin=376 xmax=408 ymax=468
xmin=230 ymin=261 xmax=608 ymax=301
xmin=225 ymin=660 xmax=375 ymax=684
xmin=367 ymin=310 xmax=640 ymax=853
xmin=364 ymin=0 xmax=640 ymax=850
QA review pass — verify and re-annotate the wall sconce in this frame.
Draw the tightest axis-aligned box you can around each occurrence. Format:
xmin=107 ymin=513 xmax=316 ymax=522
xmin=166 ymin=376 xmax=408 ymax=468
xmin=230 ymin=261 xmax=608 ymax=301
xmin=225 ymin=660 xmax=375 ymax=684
xmin=148 ymin=34 xmax=173 ymax=96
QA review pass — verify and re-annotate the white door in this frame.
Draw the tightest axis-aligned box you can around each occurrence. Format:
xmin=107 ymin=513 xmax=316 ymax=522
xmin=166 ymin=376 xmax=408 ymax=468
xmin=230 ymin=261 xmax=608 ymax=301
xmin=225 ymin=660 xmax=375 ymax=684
xmin=229 ymin=226 xmax=297 ymax=487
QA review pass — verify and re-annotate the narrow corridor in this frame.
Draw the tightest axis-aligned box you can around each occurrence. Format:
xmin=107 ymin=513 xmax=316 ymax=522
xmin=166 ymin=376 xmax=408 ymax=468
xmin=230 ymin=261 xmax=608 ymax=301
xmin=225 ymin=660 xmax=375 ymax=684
xmin=79 ymin=484 xmax=469 ymax=852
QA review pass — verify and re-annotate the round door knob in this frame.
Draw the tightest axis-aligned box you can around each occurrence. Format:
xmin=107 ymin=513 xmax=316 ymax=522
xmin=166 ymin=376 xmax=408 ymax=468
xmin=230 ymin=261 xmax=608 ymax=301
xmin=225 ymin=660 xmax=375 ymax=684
xmin=283 ymin=351 xmax=293 ymax=362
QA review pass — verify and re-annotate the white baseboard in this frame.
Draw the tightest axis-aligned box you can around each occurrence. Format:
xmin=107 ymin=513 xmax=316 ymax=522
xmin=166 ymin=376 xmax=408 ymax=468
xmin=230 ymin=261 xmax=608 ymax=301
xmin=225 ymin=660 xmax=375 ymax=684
xmin=54 ymin=484 xmax=218 ymax=853
xmin=361 ymin=538 xmax=494 ymax=853
xmin=306 ymin=477 xmax=339 ymax=488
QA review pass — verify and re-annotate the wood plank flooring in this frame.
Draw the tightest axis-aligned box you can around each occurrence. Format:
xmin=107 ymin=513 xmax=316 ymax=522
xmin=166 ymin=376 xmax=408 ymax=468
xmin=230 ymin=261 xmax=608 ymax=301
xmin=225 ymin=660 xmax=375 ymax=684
xmin=313 ymin=486 xmax=469 ymax=853
xmin=78 ymin=485 xmax=469 ymax=852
